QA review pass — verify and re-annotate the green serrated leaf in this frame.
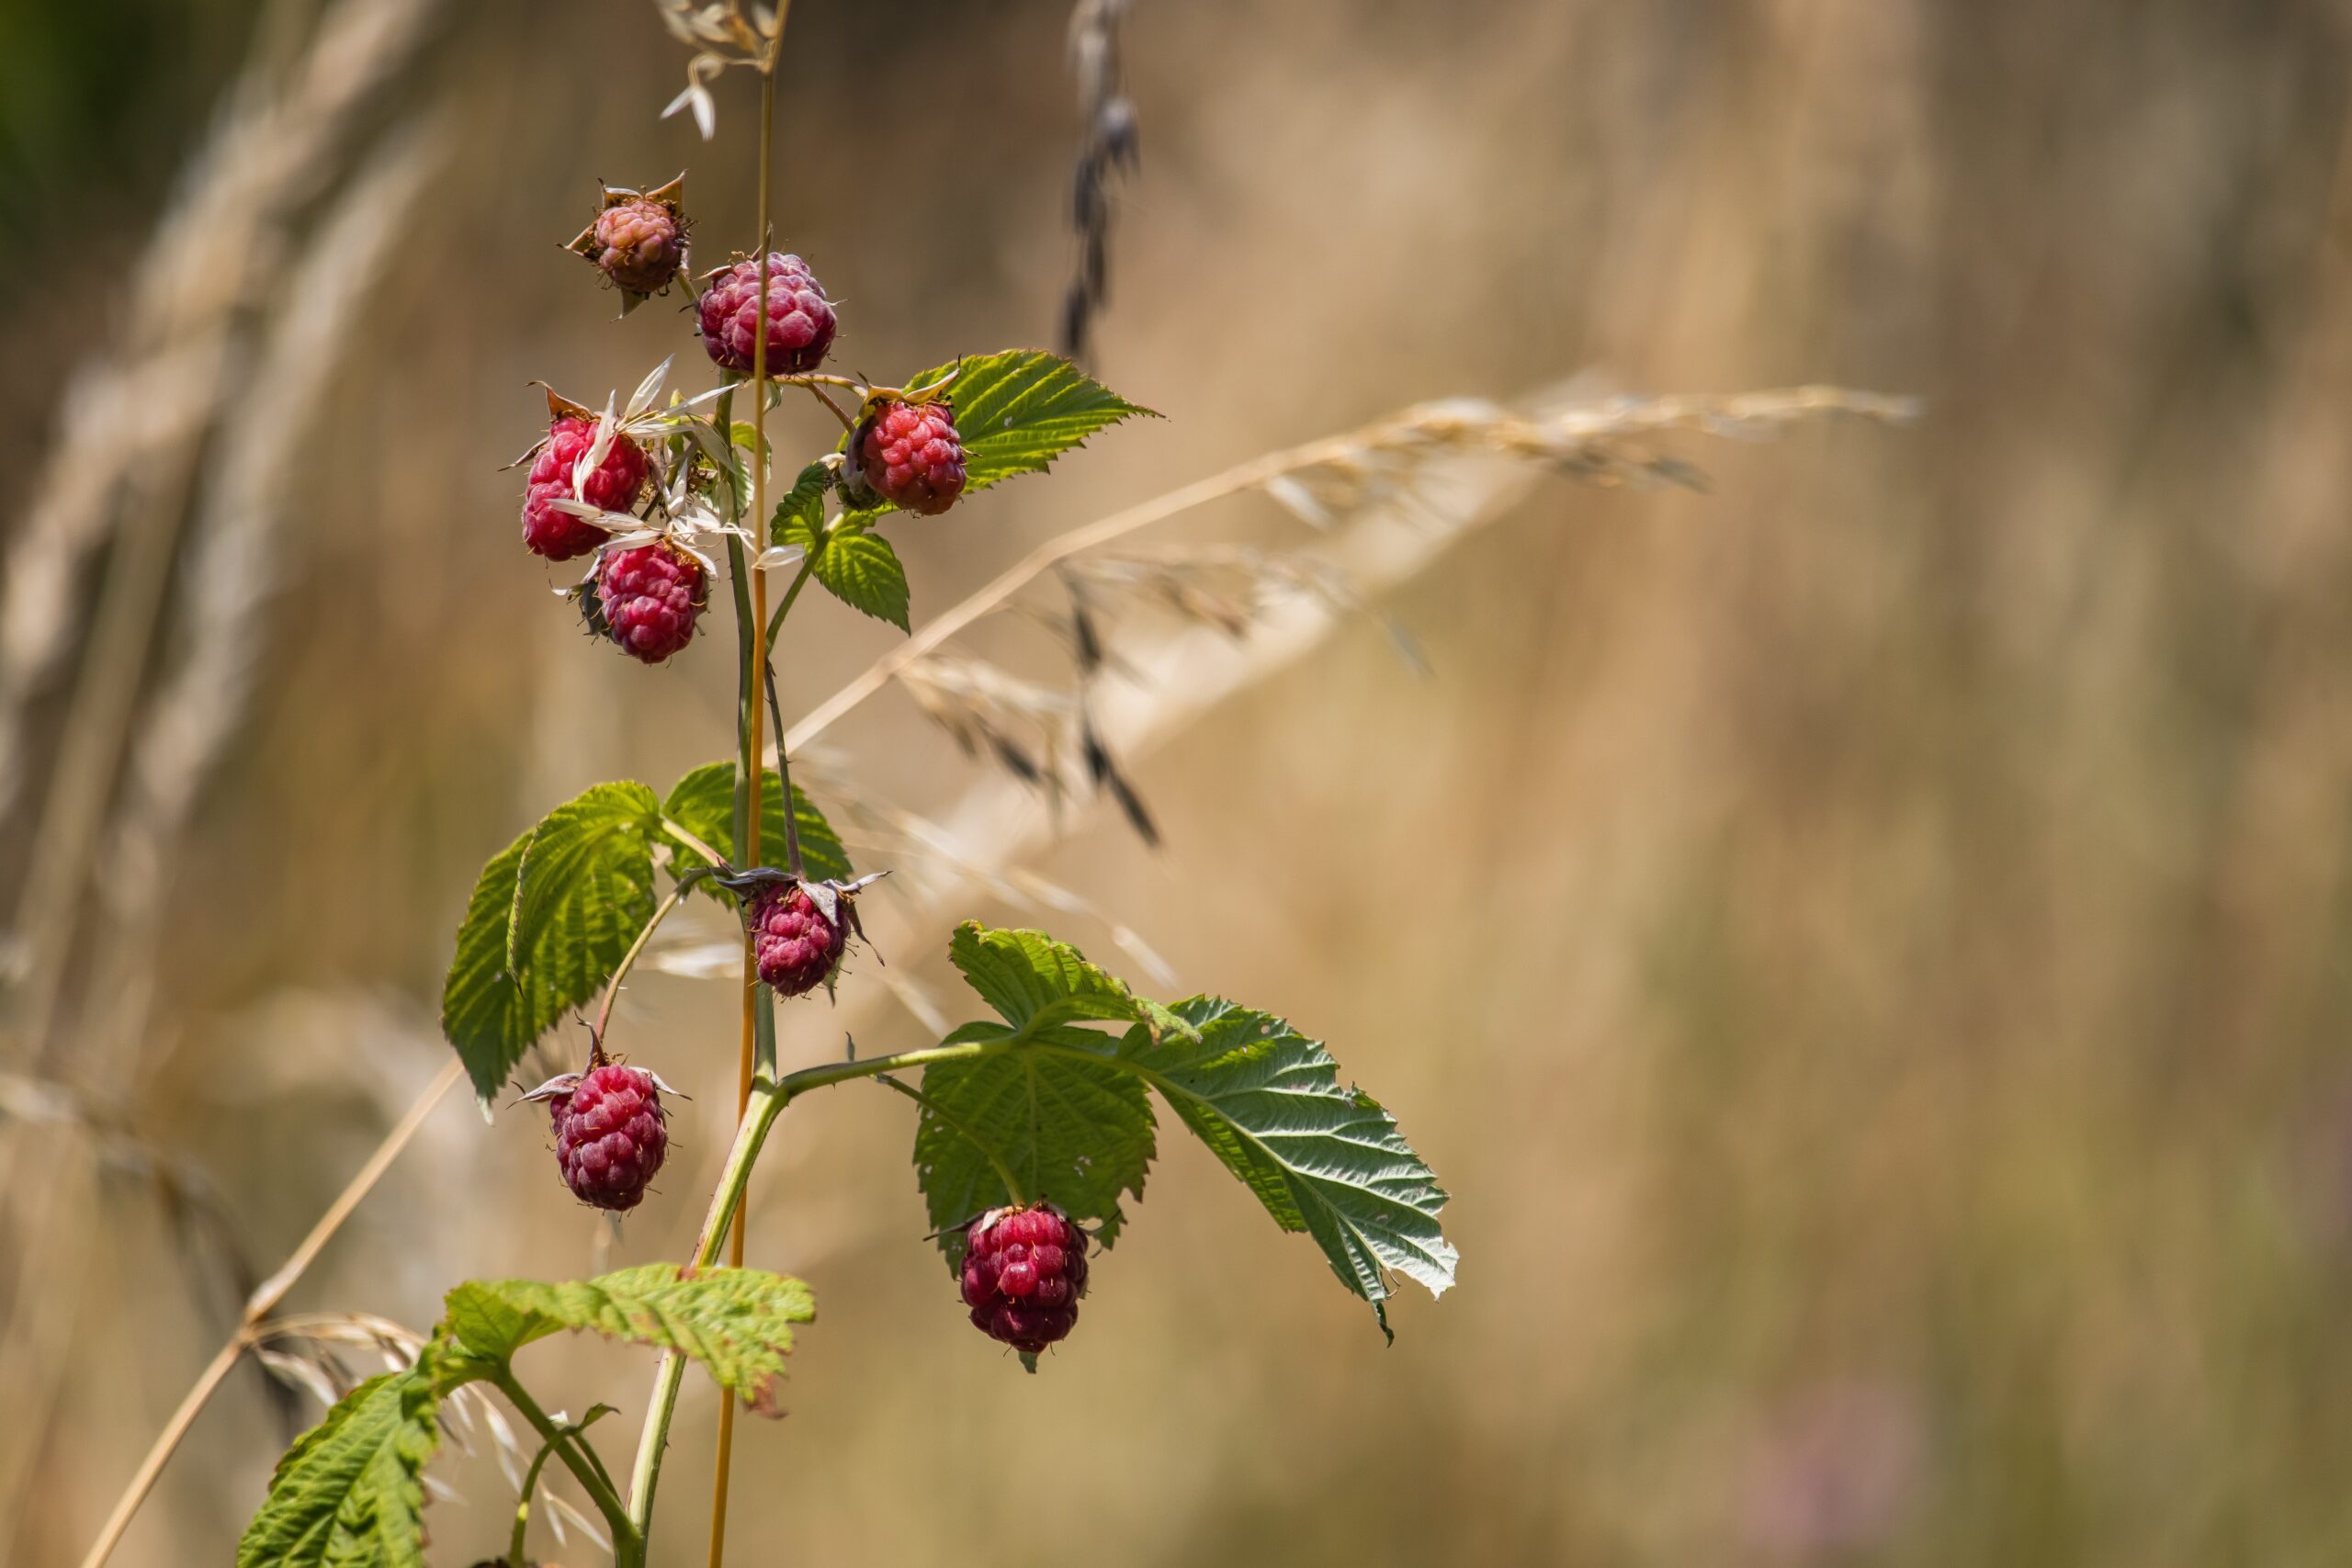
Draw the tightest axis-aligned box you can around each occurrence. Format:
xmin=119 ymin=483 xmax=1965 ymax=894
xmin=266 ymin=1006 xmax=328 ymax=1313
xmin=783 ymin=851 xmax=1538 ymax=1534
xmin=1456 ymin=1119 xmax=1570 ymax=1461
xmin=844 ymin=350 xmax=1153 ymax=525
xmin=445 ymin=1265 xmax=815 ymax=1416
xmin=439 ymin=829 xmax=532 ymax=1102
xmin=921 ymin=926 xmax=1454 ymax=1337
xmin=441 ymin=783 xmax=662 ymax=1106
xmin=236 ymin=1365 xmax=455 ymax=1568
xmin=948 ymin=923 xmax=1122 ymax=1026
xmin=769 ymin=459 xmax=832 ymax=549
xmin=662 ymin=762 xmax=851 ymax=901
xmin=947 ymin=922 xmax=1195 ymax=1042
xmin=1120 ymin=997 xmax=1457 ymax=1335
xmin=809 ymin=531 xmax=910 ymax=631
xmin=507 ymin=783 xmax=661 ymax=978
xmin=916 ymin=1023 xmax=1155 ymax=1259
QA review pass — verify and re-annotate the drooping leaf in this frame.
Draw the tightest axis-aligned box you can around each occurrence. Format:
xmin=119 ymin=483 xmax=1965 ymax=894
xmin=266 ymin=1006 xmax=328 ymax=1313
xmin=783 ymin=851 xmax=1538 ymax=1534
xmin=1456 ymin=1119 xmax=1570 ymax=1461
xmin=915 ymin=925 xmax=1455 ymax=1337
xmin=235 ymin=1365 xmax=451 ymax=1568
xmin=440 ymin=783 xmax=662 ymax=1106
xmin=845 ymin=350 xmax=1153 ymax=525
xmin=808 ymin=530 xmax=910 ymax=630
xmin=914 ymin=1021 xmax=1156 ymax=1259
xmin=1119 ymin=997 xmax=1456 ymax=1337
xmin=444 ymin=1265 xmax=816 ymax=1416
xmin=661 ymin=761 xmax=851 ymax=901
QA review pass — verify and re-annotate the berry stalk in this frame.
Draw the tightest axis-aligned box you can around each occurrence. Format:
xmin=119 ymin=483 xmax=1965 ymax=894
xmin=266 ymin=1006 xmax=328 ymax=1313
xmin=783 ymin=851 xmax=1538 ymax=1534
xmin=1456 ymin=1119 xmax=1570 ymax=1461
xmin=492 ymin=1369 xmax=638 ymax=1553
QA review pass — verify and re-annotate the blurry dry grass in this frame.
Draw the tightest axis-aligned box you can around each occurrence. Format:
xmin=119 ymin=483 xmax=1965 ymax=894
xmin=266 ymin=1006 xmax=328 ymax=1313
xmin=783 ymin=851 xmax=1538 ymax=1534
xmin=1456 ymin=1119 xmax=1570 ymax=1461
xmin=11 ymin=2 xmax=2352 ymax=1567
xmin=0 ymin=0 xmax=450 ymax=1551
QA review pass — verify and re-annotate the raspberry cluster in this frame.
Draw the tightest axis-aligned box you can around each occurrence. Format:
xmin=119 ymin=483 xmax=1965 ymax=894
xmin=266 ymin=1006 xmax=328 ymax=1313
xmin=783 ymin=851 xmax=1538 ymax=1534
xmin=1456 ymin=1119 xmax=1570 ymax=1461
xmin=855 ymin=399 xmax=967 ymax=516
xmin=750 ymin=884 xmax=846 ymax=997
xmin=548 ymin=1063 xmax=670 ymax=1212
xmin=961 ymin=1202 xmax=1090 ymax=1355
xmin=521 ymin=418 xmax=650 ymax=561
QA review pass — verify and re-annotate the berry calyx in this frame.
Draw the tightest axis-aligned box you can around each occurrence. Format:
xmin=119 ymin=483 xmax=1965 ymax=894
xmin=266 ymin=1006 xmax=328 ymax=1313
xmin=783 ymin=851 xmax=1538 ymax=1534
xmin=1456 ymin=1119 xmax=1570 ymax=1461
xmin=549 ymin=1063 xmax=669 ymax=1212
xmin=695 ymin=253 xmax=836 ymax=377
xmin=596 ymin=540 xmax=705 ymax=664
xmin=960 ymin=1202 xmax=1090 ymax=1356
xmin=522 ymin=416 xmax=650 ymax=561
xmin=855 ymin=398 xmax=967 ymax=516
xmin=567 ymin=176 xmax=689 ymax=301
xmin=749 ymin=883 xmax=847 ymax=997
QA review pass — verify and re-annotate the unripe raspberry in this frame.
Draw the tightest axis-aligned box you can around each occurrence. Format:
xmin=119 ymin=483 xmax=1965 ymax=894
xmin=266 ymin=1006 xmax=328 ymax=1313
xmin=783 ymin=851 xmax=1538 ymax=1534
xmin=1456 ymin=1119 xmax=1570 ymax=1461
xmin=522 ymin=417 xmax=650 ymax=561
xmin=855 ymin=399 xmax=967 ymax=516
xmin=568 ymin=177 xmax=690 ymax=304
xmin=960 ymin=1202 xmax=1089 ymax=1355
xmin=549 ymin=1063 xmax=669 ymax=1212
xmin=595 ymin=541 xmax=704 ymax=664
xmin=696 ymin=254 xmax=835 ymax=377
xmin=749 ymin=884 xmax=845 ymax=997
xmin=587 ymin=196 xmax=687 ymax=294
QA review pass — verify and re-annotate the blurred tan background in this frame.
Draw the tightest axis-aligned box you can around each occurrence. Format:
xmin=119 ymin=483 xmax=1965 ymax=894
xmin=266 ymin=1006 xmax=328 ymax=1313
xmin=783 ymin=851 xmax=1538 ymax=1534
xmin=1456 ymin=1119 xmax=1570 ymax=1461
xmin=8 ymin=0 xmax=2352 ymax=1563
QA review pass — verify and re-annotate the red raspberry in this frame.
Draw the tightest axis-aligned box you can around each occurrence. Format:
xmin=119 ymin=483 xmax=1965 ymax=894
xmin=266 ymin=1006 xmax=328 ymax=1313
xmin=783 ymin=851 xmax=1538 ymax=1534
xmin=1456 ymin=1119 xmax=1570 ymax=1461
xmin=584 ymin=196 xmax=687 ymax=295
xmin=596 ymin=541 xmax=704 ymax=664
xmin=856 ymin=399 xmax=967 ymax=516
xmin=749 ymin=884 xmax=846 ymax=997
xmin=522 ymin=417 xmax=650 ymax=561
xmin=549 ymin=1064 xmax=669 ymax=1212
xmin=960 ymin=1202 xmax=1089 ymax=1355
xmin=695 ymin=254 xmax=836 ymax=377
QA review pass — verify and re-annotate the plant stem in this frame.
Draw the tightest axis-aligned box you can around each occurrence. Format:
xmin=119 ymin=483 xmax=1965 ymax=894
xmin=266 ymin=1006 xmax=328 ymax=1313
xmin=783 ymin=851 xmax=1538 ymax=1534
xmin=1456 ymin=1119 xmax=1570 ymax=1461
xmin=592 ymin=882 xmax=694 ymax=1051
xmin=763 ymin=649 xmax=805 ymax=879
xmin=875 ymin=1074 xmax=1027 ymax=1204
xmin=708 ymin=43 xmax=781 ymax=1567
xmin=626 ymin=1039 xmax=992 ymax=1543
xmin=763 ymin=550 xmax=817 ymax=643
xmin=73 ymin=1337 xmax=243 ymax=1568
xmin=506 ymin=1403 xmax=581 ymax=1568
xmin=660 ymin=816 xmax=729 ymax=873
xmin=493 ymin=1371 xmax=639 ymax=1561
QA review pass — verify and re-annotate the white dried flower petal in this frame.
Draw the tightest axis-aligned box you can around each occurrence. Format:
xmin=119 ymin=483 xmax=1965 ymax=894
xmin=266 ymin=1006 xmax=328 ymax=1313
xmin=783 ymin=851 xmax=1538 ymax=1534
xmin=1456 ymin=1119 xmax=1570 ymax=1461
xmin=625 ymin=356 xmax=673 ymax=423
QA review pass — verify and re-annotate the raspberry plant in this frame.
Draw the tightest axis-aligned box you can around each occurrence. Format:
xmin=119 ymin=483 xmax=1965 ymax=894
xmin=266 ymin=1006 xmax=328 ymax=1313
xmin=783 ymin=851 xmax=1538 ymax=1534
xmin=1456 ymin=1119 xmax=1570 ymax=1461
xmin=232 ymin=13 xmax=1457 ymax=1568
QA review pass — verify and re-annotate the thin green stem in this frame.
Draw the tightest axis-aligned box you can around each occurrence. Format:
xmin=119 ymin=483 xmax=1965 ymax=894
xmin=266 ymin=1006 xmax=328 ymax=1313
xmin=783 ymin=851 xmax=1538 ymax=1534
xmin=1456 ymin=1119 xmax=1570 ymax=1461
xmin=507 ymin=1406 xmax=587 ymax=1568
xmin=492 ymin=1371 xmax=638 ymax=1564
xmin=659 ymin=817 xmax=729 ymax=873
xmin=798 ymin=380 xmax=857 ymax=432
xmin=592 ymin=882 xmax=696 ymax=1054
xmin=875 ymin=1074 xmax=1027 ymax=1205
xmin=627 ymin=1036 xmax=1002 ymax=1544
xmin=762 ymin=653 xmax=804 ymax=879
xmin=763 ymin=552 xmax=817 ymax=644
xmin=625 ymin=1352 xmax=687 ymax=1548
xmin=782 ymin=1037 xmax=1002 ymax=1094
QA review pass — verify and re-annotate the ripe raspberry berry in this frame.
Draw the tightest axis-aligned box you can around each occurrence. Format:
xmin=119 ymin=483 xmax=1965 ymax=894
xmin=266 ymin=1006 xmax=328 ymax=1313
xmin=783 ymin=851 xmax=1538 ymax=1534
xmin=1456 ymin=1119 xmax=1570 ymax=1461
xmin=596 ymin=541 xmax=705 ymax=664
xmin=961 ymin=1203 xmax=1090 ymax=1355
xmin=549 ymin=1063 xmax=669 ymax=1212
xmin=855 ymin=399 xmax=967 ymax=516
xmin=749 ymin=884 xmax=846 ymax=997
xmin=695 ymin=253 xmax=835 ymax=377
xmin=522 ymin=417 xmax=650 ymax=561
